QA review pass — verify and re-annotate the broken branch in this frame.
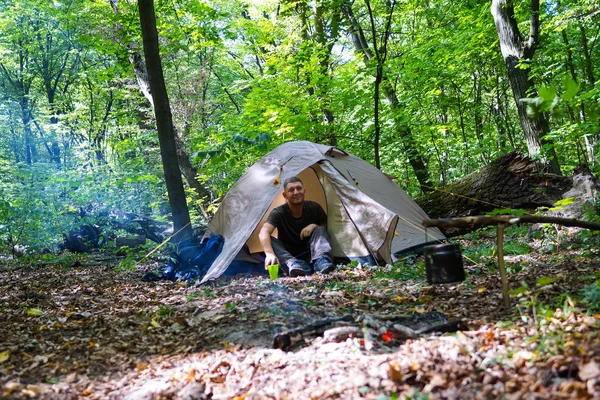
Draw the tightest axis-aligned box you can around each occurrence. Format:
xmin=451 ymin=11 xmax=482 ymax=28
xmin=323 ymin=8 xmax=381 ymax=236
xmin=423 ymin=215 xmax=600 ymax=231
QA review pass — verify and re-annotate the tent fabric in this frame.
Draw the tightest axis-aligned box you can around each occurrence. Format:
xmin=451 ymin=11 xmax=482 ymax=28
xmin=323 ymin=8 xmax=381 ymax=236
xmin=201 ymin=141 xmax=444 ymax=283
xmin=313 ymin=166 xmax=369 ymax=258
xmin=317 ymin=161 xmax=398 ymax=262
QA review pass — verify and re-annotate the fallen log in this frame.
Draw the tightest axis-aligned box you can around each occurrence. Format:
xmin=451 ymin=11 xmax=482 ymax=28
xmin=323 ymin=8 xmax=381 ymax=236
xmin=416 ymin=152 xmax=599 ymax=236
xmin=273 ymin=312 xmax=466 ymax=351
xmin=322 ymin=326 xmax=362 ymax=343
xmin=62 ymin=225 xmax=101 ymax=253
xmin=273 ymin=314 xmax=354 ymax=350
xmin=103 ymin=210 xmax=172 ymax=244
xmin=116 ymin=235 xmax=147 ymax=249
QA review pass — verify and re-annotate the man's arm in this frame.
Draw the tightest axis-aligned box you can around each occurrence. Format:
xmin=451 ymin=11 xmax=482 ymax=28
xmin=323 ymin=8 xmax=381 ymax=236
xmin=300 ymin=202 xmax=327 ymax=238
xmin=300 ymin=223 xmax=319 ymax=239
xmin=259 ymin=222 xmax=278 ymax=268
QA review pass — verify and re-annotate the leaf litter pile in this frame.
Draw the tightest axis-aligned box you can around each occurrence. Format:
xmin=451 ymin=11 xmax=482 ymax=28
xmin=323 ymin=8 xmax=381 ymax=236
xmin=1 ymin=232 xmax=600 ymax=399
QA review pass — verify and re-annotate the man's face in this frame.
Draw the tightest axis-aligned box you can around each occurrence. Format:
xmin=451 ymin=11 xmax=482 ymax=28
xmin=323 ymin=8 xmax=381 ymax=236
xmin=283 ymin=181 xmax=305 ymax=205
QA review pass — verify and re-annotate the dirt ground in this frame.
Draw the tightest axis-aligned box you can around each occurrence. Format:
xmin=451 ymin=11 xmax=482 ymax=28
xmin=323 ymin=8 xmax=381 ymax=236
xmin=1 ymin=235 xmax=599 ymax=399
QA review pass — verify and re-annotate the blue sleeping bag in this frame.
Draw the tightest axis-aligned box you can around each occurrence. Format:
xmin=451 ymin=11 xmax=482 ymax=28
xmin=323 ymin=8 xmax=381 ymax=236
xmin=142 ymin=234 xmax=224 ymax=282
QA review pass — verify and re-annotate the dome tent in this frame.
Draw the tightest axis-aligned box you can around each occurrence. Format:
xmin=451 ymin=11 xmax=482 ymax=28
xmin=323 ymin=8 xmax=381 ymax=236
xmin=201 ymin=141 xmax=444 ymax=283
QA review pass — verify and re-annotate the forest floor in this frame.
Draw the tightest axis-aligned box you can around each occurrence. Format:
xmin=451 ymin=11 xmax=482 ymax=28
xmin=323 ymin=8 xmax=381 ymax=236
xmin=1 ymin=229 xmax=600 ymax=399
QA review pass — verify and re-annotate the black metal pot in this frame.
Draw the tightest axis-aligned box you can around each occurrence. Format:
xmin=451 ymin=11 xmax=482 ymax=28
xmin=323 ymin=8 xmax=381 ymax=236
xmin=424 ymin=243 xmax=465 ymax=284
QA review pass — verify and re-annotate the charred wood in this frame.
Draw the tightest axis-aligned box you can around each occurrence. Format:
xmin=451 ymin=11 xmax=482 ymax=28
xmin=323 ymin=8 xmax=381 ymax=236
xmin=116 ymin=235 xmax=147 ymax=249
xmin=322 ymin=326 xmax=362 ymax=343
xmin=273 ymin=314 xmax=354 ymax=350
xmin=273 ymin=312 xmax=466 ymax=351
xmin=62 ymin=225 xmax=101 ymax=253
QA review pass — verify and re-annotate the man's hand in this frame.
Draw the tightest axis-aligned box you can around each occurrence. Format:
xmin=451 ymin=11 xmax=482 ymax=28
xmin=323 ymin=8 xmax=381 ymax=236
xmin=300 ymin=223 xmax=318 ymax=239
xmin=264 ymin=253 xmax=279 ymax=270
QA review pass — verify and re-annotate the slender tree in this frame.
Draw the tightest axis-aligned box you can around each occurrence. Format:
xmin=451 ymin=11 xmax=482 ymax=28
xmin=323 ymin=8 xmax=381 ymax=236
xmin=110 ymin=0 xmax=212 ymax=210
xmin=491 ymin=0 xmax=561 ymax=174
xmin=296 ymin=0 xmax=341 ymax=146
xmin=137 ymin=0 xmax=192 ymax=242
xmin=342 ymin=2 xmax=433 ymax=191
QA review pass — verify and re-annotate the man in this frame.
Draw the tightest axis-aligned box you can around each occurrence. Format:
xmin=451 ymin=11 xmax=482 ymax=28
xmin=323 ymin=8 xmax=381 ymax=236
xmin=259 ymin=176 xmax=336 ymax=277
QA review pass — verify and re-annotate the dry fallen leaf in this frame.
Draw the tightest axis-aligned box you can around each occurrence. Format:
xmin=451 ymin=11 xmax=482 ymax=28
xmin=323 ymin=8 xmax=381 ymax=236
xmin=578 ymin=360 xmax=600 ymax=381
xmin=3 ymin=381 xmax=22 ymax=395
xmin=423 ymin=374 xmax=447 ymax=392
xmin=136 ymin=362 xmax=149 ymax=373
xmin=559 ymin=381 xmax=587 ymax=397
xmin=21 ymin=387 xmax=41 ymax=398
xmin=81 ymin=383 xmax=94 ymax=396
xmin=1 ymin=243 xmax=600 ymax=399
xmin=151 ymin=316 xmax=161 ymax=328
xmin=388 ymin=361 xmax=402 ymax=382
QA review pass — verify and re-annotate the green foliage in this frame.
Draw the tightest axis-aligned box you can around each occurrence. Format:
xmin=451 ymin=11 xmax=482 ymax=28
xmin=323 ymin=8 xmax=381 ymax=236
xmin=377 ymin=260 xmax=426 ymax=281
xmin=582 ymin=200 xmax=600 ymax=224
xmin=0 ymin=0 xmax=598 ymax=251
xmin=404 ymin=389 xmax=429 ymax=400
xmin=0 ymin=163 xmax=73 ymax=252
xmin=486 ymin=208 xmax=528 ymax=216
xmin=116 ymin=255 xmax=137 ymax=273
xmin=580 ymin=281 xmax=600 ymax=311
xmin=187 ymin=287 xmax=216 ymax=300
xmin=324 ymin=279 xmax=364 ymax=294
xmin=157 ymin=305 xmax=173 ymax=318
xmin=536 ymin=276 xmax=558 ymax=287
xmin=462 ymin=242 xmax=495 ymax=262
xmin=504 ymin=241 xmax=531 ymax=256
xmin=521 ymin=78 xmax=598 ymax=123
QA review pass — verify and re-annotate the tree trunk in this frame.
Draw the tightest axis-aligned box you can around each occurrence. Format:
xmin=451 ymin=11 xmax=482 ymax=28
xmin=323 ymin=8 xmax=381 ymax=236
xmin=491 ymin=0 xmax=561 ymax=175
xmin=342 ymin=2 xmax=432 ymax=191
xmin=373 ymin=68 xmax=382 ymax=170
xmin=314 ymin=0 xmax=338 ymax=146
xmin=110 ymin=0 xmax=211 ymax=209
xmin=382 ymin=83 xmax=433 ymax=192
xmin=561 ymin=30 xmax=593 ymax=164
xmin=137 ymin=0 xmax=192 ymax=242
xmin=561 ymin=30 xmax=585 ymax=124
xmin=19 ymin=98 xmax=37 ymax=165
xmin=8 ymin=108 xmax=21 ymax=163
xmin=297 ymin=0 xmax=338 ymax=146
xmin=134 ymin=48 xmax=212 ymax=209
xmin=472 ymin=70 xmax=488 ymax=163
xmin=579 ymin=23 xmax=596 ymax=86
xmin=365 ymin=0 xmax=393 ymax=171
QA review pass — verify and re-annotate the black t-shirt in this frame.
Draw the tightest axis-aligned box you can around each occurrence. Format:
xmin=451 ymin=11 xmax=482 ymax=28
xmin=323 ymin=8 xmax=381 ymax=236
xmin=266 ymin=200 xmax=327 ymax=256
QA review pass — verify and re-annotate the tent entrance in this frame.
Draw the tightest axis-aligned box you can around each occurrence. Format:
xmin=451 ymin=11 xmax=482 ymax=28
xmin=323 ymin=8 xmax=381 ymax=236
xmin=244 ymin=165 xmax=371 ymax=260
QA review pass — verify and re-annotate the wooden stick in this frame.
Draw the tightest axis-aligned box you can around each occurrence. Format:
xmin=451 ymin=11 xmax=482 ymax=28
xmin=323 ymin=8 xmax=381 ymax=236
xmin=497 ymin=224 xmax=510 ymax=308
xmin=422 ymin=215 xmax=600 ymax=231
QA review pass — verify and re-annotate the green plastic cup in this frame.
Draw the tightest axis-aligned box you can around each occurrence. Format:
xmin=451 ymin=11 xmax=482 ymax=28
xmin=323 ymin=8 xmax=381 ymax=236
xmin=268 ymin=264 xmax=279 ymax=280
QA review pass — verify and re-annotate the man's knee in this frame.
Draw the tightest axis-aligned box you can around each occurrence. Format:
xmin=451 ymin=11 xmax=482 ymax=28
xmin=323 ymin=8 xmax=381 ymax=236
xmin=312 ymin=226 xmax=328 ymax=236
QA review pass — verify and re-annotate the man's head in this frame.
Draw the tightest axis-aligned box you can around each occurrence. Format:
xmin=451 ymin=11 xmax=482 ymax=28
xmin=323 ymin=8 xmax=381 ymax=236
xmin=282 ymin=176 xmax=305 ymax=205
